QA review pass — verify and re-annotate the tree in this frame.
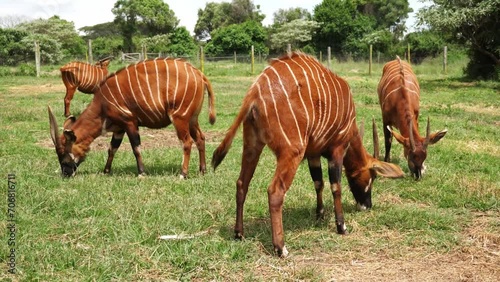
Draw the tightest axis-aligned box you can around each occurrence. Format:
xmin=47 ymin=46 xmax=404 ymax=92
xmin=79 ymin=22 xmax=121 ymax=40
xmin=313 ymin=0 xmax=375 ymax=59
xmin=15 ymin=16 xmax=85 ymax=59
xmin=313 ymin=0 xmax=413 ymax=60
xmin=272 ymin=7 xmax=312 ymax=27
xmin=194 ymin=2 xmax=232 ymax=41
xmin=357 ymin=0 xmax=412 ymax=38
xmin=112 ymin=0 xmax=179 ymax=52
xmin=270 ymin=19 xmax=320 ymax=52
xmin=165 ymin=27 xmax=198 ymax=57
xmin=205 ymin=21 xmax=267 ymax=56
xmin=404 ymin=30 xmax=445 ymax=64
xmin=0 ymin=28 xmax=29 ymax=65
xmin=418 ymin=0 xmax=500 ymax=80
xmin=194 ymin=0 xmax=264 ymax=41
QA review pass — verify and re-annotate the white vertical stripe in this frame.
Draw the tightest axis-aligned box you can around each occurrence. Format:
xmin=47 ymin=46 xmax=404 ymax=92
xmin=269 ymin=64 xmax=304 ymax=146
xmin=181 ymin=67 xmax=198 ymax=117
xmin=263 ymin=73 xmax=291 ymax=146
xmin=173 ymin=62 xmax=190 ymax=115
xmin=135 ymin=62 xmax=160 ymax=122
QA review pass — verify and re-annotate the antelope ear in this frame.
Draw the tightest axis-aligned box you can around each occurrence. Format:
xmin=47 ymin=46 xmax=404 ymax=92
xmin=63 ymin=115 xmax=76 ymax=130
xmin=371 ymin=160 xmax=405 ymax=178
xmin=428 ymin=129 xmax=447 ymax=145
xmin=48 ymin=106 xmax=60 ymax=148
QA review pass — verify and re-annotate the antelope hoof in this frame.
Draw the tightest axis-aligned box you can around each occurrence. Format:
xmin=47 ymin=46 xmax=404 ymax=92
xmin=179 ymin=173 xmax=188 ymax=180
xmin=336 ymin=223 xmax=348 ymax=235
xmin=138 ymin=173 xmax=146 ymax=178
xmin=275 ymin=245 xmax=289 ymax=258
xmin=103 ymin=168 xmax=111 ymax=174
xmin=316 ymin=208 xmax=325 ymax=220
xmin=234 ymin=231 xmax=244 ymax=240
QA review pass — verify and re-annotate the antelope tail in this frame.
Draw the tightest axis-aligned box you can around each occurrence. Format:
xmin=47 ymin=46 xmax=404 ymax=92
xmin=211 ymin=94 xmax=254 ymax=170
xmin=203 ymin=74 xmax=216 ymax=125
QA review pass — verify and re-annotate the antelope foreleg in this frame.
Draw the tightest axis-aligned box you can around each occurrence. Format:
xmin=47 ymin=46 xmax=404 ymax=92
xmin=126 ymin=127 xmax=145 ymax=176
xmin=307 ymin=157 xmax=325 ymax=220
xmin=383 ymin=123 xmax=393 ymax=162
xmin=103 ymin=131 xmax=125 ymax=174
xmin=328 ymin=158 xmax=347 ymax=234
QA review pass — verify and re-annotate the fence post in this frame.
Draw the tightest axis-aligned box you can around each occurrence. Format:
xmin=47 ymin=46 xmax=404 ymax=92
xmin=34 ymin=41 xmax=40 ymax=77
xmin=251 ymin=45 xmax=255 ymax=75
xmin=287 ymin=44 xmax=291 ymax=53
xmin=407 ymin=43 xmax=411 ymax=64
xmin=369 ymin=44 xmax=373 ymax=76
xmin=234 ymin=51 xmax=237 ymax=64
xmin=87 ymin=39 xmax=93 ymax=64
xmin=443 ymin=46 xmax=448 ymax=74
xmin=200 ymin=46 xmax=205 ymax=73
xmin=141 ymin=44 xmax=147 ymax=60
xmin=327 ymin=46 xmax=331 ymax=69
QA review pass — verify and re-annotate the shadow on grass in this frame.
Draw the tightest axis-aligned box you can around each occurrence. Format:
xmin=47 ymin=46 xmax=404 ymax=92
xmin=217 ymin=201 xmax=364 ymax=255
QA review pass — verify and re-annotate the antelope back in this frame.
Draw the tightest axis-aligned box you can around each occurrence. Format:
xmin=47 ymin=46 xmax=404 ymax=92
xmin=96 ymin=58 xmax=207 ymax=128
xmin=378 ymin=57 xmax=420 ymax=126
xmin=249 ymin=52 xmax=356 ymax=153
xmin=60 ymin=61 xmax=109 ymax=93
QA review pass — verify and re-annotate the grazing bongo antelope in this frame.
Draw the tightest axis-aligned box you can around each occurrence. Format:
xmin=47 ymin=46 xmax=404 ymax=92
xmin=378 ymin=56 xmax=447 ymax=180
xmin=212 ymin=52 xmax=403 ymax=257
xmin=49 ymin=58 xmax=216 ymax=178
xmin=60 ymin=57 xmax=112 ymax=117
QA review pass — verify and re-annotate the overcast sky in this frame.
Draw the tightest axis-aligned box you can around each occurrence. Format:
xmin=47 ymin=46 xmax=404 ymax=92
xmin=0 ymin=0 xmax=425 ymax=33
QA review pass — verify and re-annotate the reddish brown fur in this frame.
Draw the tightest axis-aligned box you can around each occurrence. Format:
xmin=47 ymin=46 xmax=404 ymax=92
xmin=60 ymin=57 xmax=112 ymax=117
xmin=378 ymin=56 xmax=447 ymax=179
xmin=212 ymin=52 xmax=403 ymax=257
xmin=50 ymin=58 xmax=216 ymax=178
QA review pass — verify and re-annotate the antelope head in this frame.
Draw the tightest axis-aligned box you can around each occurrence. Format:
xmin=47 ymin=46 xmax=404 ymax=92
xmin=389 ymin=118 xmax=447 ymax=180
xmin=345 ymin=119 xmax=404 ymax=210
xmin=48 ymin=106 xmax=84 ymax=177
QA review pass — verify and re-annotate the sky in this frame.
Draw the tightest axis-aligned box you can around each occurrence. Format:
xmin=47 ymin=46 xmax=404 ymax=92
xmin=0 ymin=0 xmax=426 ymax=33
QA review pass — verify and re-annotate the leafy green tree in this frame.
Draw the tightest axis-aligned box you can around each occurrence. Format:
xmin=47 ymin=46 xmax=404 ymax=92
xmin=16 ymin=16 xmax=85 ymax=59
xmin=112 ymin=0 xmax=179 ymax=52
xmin=357 ymin=0 xmax=412 ymax=38
xmin=404 ymin=30 xmax=445 ymax=63
xmin=0 ymin=28 xmax=29 ymax=65
xmin=418 ymin=0 xmax=499 ymax=80
xmin=79 ymin=22 xmax=121 ymax=40
xmin=270 ymin=19 xmax=320 ymax=52
xmin=205 ymin=21 xmax=267 ymax=56
xmin=194 ymin=0 xmax=264 ymax=41
xmin=165 ymin=27 xmax=198 ymax=57
xmin=91 ymin=36 xmax=123 ymax=59
xmin=230 ymin=0 xmax=265 ymax=24
xmin=313 ymin=0 xmax=375 ymax=59
xmin=194 ymin=2 xmax=232 ymax=41
xmin=272 ymin=8 xmax=312 ymax=26
xmin=21 ymin=33 xmax=64 ymax=64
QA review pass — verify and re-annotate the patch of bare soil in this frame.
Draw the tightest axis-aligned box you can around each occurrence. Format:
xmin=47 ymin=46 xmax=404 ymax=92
xmin=251 ymin=212 xmax=499 ymax=281
xmin=37 ymin=128 xmax=226 ymax=151
xmin=8 ymin=83 xmax=65 ymax=95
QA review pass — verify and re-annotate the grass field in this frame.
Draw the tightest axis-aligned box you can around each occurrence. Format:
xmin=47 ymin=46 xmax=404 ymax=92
xmin=0 ymin=58 xmax=499 ymax=281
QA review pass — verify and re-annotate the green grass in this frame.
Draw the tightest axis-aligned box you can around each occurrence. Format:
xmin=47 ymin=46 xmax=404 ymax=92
xmin=0 ymin=59 xmax=498 ymax=281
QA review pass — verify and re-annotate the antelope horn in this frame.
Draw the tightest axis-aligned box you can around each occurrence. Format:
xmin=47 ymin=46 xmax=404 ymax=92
xmin=372 ymin=118 xmax=380 ymax=159
xmin=409 ymin=119 xmax=416 ymax=152
xmin=48 ymin=106 xmax=61 ymax=149
xmin=424 ymin=117 xmax=431 ymax=149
